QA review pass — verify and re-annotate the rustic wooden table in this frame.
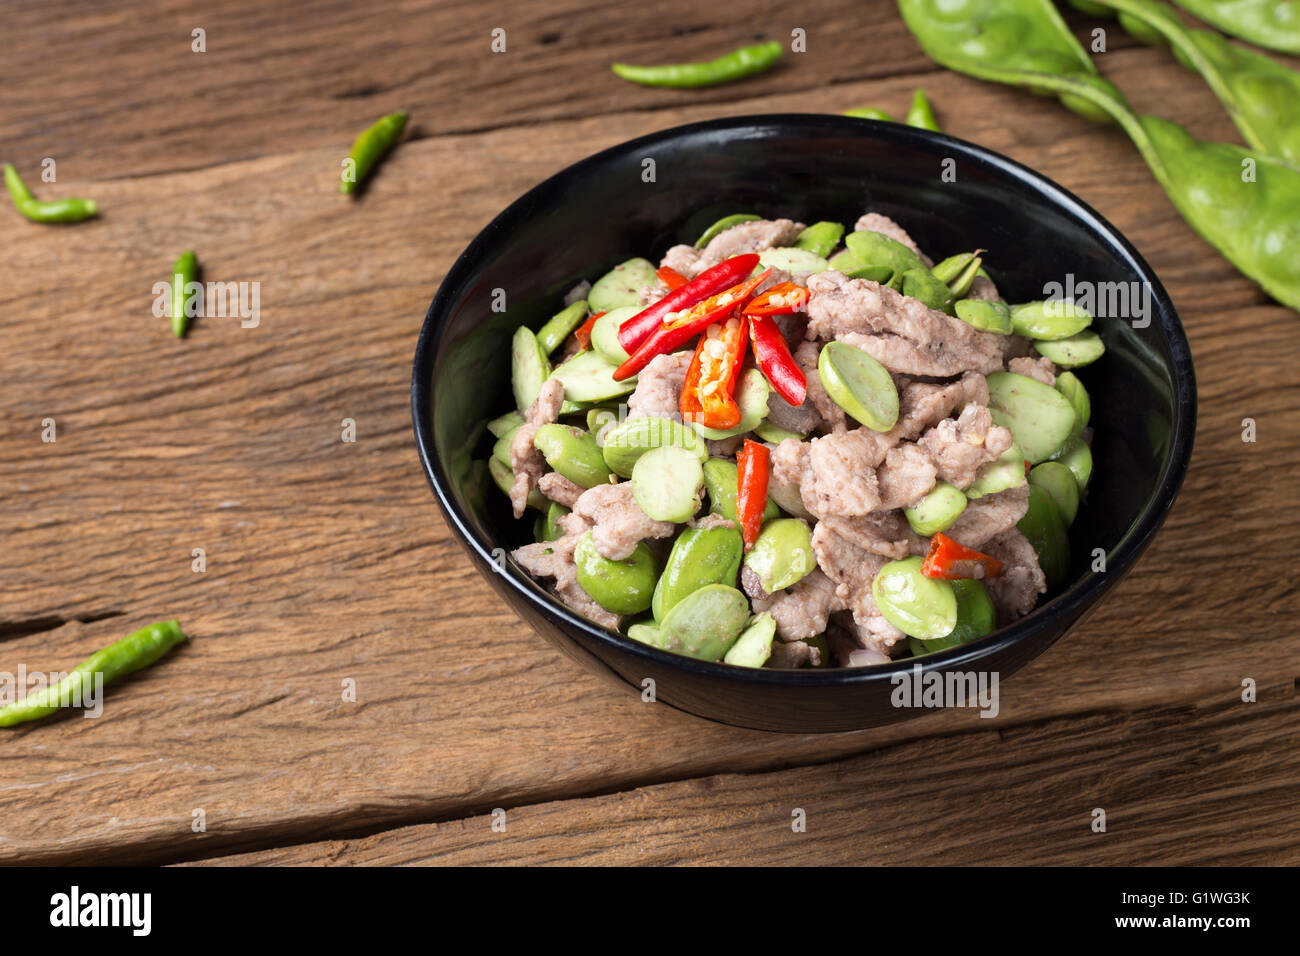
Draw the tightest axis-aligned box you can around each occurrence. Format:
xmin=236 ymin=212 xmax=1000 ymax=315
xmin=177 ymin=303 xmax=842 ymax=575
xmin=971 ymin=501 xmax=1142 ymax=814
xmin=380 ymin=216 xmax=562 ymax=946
xmin=2 ymin=0 xmax=1297 ymax=867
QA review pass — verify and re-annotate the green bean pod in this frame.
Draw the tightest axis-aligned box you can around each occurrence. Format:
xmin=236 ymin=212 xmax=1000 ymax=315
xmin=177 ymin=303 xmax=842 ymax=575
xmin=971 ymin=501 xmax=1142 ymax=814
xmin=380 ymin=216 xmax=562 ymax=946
xmin=170 ymin=250 xmax=198 ymax=338
xmin=1093 ymin=0 xmax=1300 ymax=164
xmin=1168 ymin=0 xmax=1300 ymax=56
xmin=3 ymin=163 xmax=98 ymax=223
xmin=340 ymin=110 xmax=408 ymax=195
xmin=611 ymin=41 xmax=783 ymax=88
xmin=0 ymin=620 xmax=186 ymax=727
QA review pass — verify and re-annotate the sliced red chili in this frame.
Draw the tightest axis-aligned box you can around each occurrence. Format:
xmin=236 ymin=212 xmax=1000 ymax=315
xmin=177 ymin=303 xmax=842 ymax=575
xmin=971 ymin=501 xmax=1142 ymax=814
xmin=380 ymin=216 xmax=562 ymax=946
xmin=736 ymin=439 xmax=770 ymax=551
xmin=680 ymin=312 xmax=748 ymax=431
xmin=921 ymin=533 xmax=1005 ymax=580
xmin=574 ymin=311 xmax=604 ymax=351
xmin=747 ymin=312 xmax=807 ymax=407
xmin=656 ymin=265 xmax=689 ymax=291
xmin=743 ymin=281 xmax=808 ymax=317
xmin=614 ymin=267 xmax=773 ymax=381
xmin=616 ymin=254 xmax=760 ymax=355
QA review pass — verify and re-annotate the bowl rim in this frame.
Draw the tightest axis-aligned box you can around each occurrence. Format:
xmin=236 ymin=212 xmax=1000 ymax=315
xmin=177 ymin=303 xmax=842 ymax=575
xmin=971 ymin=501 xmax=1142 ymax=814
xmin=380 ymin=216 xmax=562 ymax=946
xmin=411 ymin=112 xmax=1197 ymax=688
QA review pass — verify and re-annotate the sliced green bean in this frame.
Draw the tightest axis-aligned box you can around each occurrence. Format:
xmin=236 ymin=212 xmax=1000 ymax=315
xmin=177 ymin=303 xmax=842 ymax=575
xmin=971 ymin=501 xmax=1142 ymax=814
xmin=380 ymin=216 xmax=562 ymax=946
xmin=611 ymin=41 xmax=783 ymax=88
xmin=3 ymin=163 xmax=98 ymax=223
xmin=0 ymin=620 xmax=186 ymax=727
xmin=487 ymin=410 xmax=526 ymax=439
xmin=340 ymin=110 xmax=408 ymax=195
xmin=170 ymin=250 xmax=198 ymax=339
xmin=589 ymin=306 xmax=637 ymax=365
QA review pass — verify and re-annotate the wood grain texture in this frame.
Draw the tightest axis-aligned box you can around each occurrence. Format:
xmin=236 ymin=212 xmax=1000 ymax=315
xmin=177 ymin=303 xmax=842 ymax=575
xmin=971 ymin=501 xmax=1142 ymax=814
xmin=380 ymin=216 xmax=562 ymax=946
xmin=1 ymin=0 xmax=1297 ymax=865
xmin=196 ymin=693 xmax=1300 ymax=866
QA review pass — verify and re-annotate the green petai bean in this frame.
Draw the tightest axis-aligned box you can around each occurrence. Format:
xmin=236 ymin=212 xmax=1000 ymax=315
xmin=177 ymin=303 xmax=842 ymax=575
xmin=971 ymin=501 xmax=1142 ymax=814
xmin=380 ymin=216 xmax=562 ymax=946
xmin=532 ymin=423 xmax=612 ymax=488
xmin=611 ymin=41 xmax=783 ymax=88
xmin=588 ymin=258 xmax=658 ymax=312
xmin=1168 ymin=0 xmax=1300 ymax=57
xmin=574 ymin=533 xmax=658 ymax=615
xmin=900 ymin=266 xmax=957 ymax=314
xmin=1096 ymin=0 xmax=1300 ymax=164
xmin=907 ymin=578 xmax=996 ymax=656
xmin=932 ymin=251 xmax=984 ymax=298
xmin=1034 ymin=330 xmax=1106 ymax=368
xmin=1028 ymin=460 xmax=1080 ymax=525
xmin=3 ymin=163 xmax=98 ymax=223
xmin=1009 ymin=300 xmax=1093 ymax=340
xmin=1055 ymin=371 xmax=1091 ymax=438
xmin=487 ymin=456 xmax=547 ymax=512
xmin=818 ymin=341 xmax=899 ymax=432
xmin=987 ymin=371 xmax=1077 ymax=464
xmin=536 ymin=300 xmax=589 ymax=355
xmin=794 ymin=221 xmax=846 ymax=259
xmin=631 ymin=445 xmax=704 ymax=522
xmin=965 ymin=440 xmax=1028 ymax=499
xmin=905 ymin=481 xmax=968 ymax=535
xmin=691 ymin=367 xmax=770 ymax=440
xmin=1049 ymin=435 xmax=1093 ymax=489
xmin=340 ymin=111 xmax=407 ymax=195
xmin=589 ymin=306 xmax=638 ymax=365
xmin=511 ymin=327 xmax=551 ymax=411
xmin=0 ymin=620 xmax=186 ymax=727
xmin=1017 ymin=483 xmax=1071 ymax=590
xmin=955 ymin=297 xmax=1012 ymax=334
xmin=872 ymin=556 xmax=958 ymax=641
xmin=655 ymin=584 xmax=752 ymax=661
xmin=899 ymin=0 xmax=1300 ymax=312
xmin=742 ymin=518 xmax=815 ymax=594
xmin=723 ymin=612 xmax=777 ymax=668
xmin=652 ymin=525 xmax=744 ymax=622
xmin=602 ymin=416 xmax=709 ymax=477
xmin=548 ymin=349 xmax=635 ymax=404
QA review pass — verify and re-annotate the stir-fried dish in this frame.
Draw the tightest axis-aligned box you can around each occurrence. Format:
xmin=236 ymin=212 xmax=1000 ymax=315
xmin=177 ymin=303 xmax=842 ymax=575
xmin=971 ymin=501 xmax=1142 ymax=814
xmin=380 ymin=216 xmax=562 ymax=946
xmin=482 ymin=211 xmax=1100 ymax=669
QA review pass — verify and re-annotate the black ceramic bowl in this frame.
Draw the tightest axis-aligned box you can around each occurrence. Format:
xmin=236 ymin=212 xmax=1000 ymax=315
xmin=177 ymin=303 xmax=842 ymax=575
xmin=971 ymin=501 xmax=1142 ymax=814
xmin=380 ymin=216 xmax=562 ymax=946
xmin=412 ymin=114 xmax=1195 ymax=733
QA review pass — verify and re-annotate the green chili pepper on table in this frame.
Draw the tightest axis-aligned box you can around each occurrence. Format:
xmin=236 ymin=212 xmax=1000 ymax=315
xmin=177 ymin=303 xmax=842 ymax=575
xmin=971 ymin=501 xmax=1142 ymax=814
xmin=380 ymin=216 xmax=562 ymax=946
xmin=340 ymin=110 xmax=408 ymax=195
xmin=905 ymin=88 xmax=941 ymax=131
xmin=170 ymin=250 xmax=198 ymax=338
xmin=843 ymin=107 xmax=895 ymax=121
xmin=3 ymin=163 xmax=98 ymax=223
xmin=0 ymin=620 xmax=186 ymax=728
xmin=1089 ymin=0 xmax=1300 ymax=165
xmin=898 ymin=0 xmax=1300 ymax=312
xmin=1168 ymin=0 xmax=1300 ymax=56
xmin=611 ymin=41 xmax=783 ymax=88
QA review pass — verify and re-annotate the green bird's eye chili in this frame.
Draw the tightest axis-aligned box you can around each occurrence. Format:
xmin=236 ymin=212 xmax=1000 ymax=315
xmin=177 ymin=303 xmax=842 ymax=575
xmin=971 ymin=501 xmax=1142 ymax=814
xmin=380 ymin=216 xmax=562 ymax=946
xmin=340 ymin=110 xmax=408 ymax=195
xmin=1092 ymin=0 xmax=1300 ymax=164
xmin=3 ymin=163 xmax=98 ymax=223
xmin=170 ymin=250 xmax=198 ymax=338
xmin=611 ymin=41 xmax=783 ymax=88
xmin=899 ymin=0 xmax=1300 ymax=312
xmin=0 ymin=619 xmax=186 ymax=728
xmin=905 ymin=88 xmax=941 ymax=131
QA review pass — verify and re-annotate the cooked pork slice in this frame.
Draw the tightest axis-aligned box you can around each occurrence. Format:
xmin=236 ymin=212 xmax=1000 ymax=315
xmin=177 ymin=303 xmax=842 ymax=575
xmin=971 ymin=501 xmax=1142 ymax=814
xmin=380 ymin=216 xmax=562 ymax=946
xmin=626 ymin=350 xmax=691 ymax=421
xmin=941 ymin=484 xmax=1030 ymax=548
xmin=767 ymin=640 xmax=816 ymax=668
xmin=765 ymin=388 xmax=818 ymax=436
xmin=982 ymin=529 xmax=1047 ymax=623
xmin=660 ymin=243 xmax=702 ymax=278
xmin=876 ymin=442 xmax=940 ymax=510
xmin=509 ymin=378 xmax=566 ymax=518
xmin=888 ymin=372 xmax=990 ymax=442
xmin=811 ymin=522 xmax=907 ymax=654
xmin=570 ymin=481 xmax=676 ymax=560
xmin=806 ymin=271 xmax=1005 ymax=376
xmin=694 ymin=218 xmax=805 ymax=274
xmin=853 ymin=212 xmax=931 ymax=264
xmin=564 ymin=280 xmax=592 ymax=307
xmin=916 ymin=404 xmax=1014 ymax=489
xmin=1008 ymin=355 xmax=1058 ymax=386
xmin=638 ymin=279 xmax=669 ymax=307
xmin=537 ymin=472 xmax=585 ymax=508
xmin=816 ymin=511 xmax=924 ymax=560
xmin=512 ymin=534 xmax=620 ymax=630
xmin=748 ymin=567 xmax=844 ymax=641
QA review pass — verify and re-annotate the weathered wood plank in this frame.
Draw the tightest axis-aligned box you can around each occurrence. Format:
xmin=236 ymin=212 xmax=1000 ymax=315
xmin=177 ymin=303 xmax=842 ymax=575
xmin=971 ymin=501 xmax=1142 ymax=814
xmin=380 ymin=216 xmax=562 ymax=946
xmin=194 ymin=693 xmax=1300 ymax=865
xmin=1 ymin=13 xmax=1297 ymax=865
